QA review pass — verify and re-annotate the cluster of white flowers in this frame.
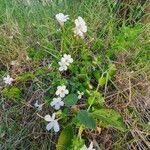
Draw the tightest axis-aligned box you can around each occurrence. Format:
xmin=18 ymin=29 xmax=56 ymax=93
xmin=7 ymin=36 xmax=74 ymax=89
xmin=50 ymin=85 xmax=69 ymax=110
xmin=3 ymin=75 xmax=14 ymax=85
xmin=58 ymin=54 xmax=73 ymax=72
xmin=55 ymin=13 xmax=87 ymax=38
xmin=44 ymin=85 xmax=69 ymax=132
xmin=42 ymin=13 xmax=86 ymax=134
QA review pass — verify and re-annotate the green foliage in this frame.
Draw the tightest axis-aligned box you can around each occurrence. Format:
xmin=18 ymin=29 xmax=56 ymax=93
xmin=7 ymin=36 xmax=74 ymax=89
xmin=2 ymin=87 xmax=22 ymax=101
xmin=77 ymin=110 xmax=96 ymax=129
xmin=71 ymin=137 xmax=84 ymax=150
xmin=16 ymin=72 xmax=35 ymax=82
xmin=64 ymin=94 xmax=78 ymax=107
xmin=56 ymin=125 xmax=74 ymax=150
xmin=112 ymin=25 xmax=142 ymax=51
xmin=87 ymin=91 xmax=105 ymax=106
xmin=92 ymin=109 xmax=126 ymax=131
xmin=27 ymin=48 xmax=48 ymax=61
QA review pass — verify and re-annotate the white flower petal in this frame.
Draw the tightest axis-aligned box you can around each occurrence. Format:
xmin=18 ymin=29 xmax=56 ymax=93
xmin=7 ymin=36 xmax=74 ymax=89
xmin=50 ymin=101 xmax=56 ymax=107
xmin=62 ymin=85 xmax=66 ymax=89
xmin=44 ymin=115 xmax=52 ymax=122
xmin=65 ymin=89 xmax=69 ymax=95
xmin=46 ymin=122 xmax=54 ymax=131
xmin=78 ymin=95 xmax=82 ymax=99
xmin=52 ymin=113 xmax=56 ymax=120
xmin=60 ymin=101 xmax=64 ymax=106
xmin=54 ymin=104 xmax=60 ymax=110
xmin=60 ymin=93 xmax=65 ymax=98
xmin=53 ymin=121 xmax=60 ymax=132
xmin=69 ymin=58 xmax=73 ymax=63
xmin=56 ymin=90 xmax=60 ymax=96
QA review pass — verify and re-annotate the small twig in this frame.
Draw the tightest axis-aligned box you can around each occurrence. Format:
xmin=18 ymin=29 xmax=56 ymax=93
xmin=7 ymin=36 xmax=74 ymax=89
xmin=36 ymin=113 xmax=44 ymax=119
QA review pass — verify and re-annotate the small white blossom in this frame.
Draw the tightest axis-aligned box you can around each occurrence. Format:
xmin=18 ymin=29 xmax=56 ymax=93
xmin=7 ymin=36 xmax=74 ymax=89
xmin=58 ymin=54 xmax=73 ymax=72
xmin=3 ymin=75 xmax=14 ymax=85
xmin=58 ymin=61 xmax=68 ymax=72
xmin=74 ymin=16 xmax=87 ymax=38
xmin=80 ymin=142 xmax=95 ymax=150
xmin=55 ymin=13 xmax=69 ymax=26
xmin=34 ymin=100 xmax=42 ymax=111
xmin=50 ymin=97 xmax=64 ymax=110
xmin=44 ymin=113 xmax=60 ymax=132
xmin=77 ymin=91 xmax=84 ymax=99
xmin=61 ymin=54 xmax=73 ymax=66
xmin=56 ymin=85 xmax=69 ymax=98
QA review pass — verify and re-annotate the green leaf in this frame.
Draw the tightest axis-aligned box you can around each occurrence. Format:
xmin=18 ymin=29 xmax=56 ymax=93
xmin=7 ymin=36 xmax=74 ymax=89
xmin=92 ymin=109 xmax=126 ymax=131
xmin=77 ymin=110 xmax=96 ymax=129
xmin=98 ymin=77 xmax=106 ymax=87
xmin=64 ymin=94 xmax=78 ymax=107
xmin=56 ymin=125 xmax=74 ymax=150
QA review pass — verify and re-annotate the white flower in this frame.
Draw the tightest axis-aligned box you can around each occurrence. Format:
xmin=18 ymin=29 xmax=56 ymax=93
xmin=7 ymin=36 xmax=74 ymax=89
xmin=75 ymin=17 xmax=87 ymax=33
xmin=50 ymin=97 xmax=64 ymax=110
xmin=55 ymin=13 xmax=69 ymax=26
xmin=58 ymin=61 xmax=68 ymax=72
xmin=74 ymin=16 xmax=87 ymax=38
xmin=3 ymin=75 xmax=14 ymax=85
xmin=44 ymin=113 xmax=60 ymax=132
xmin=80 ymin=142 xmax=95 ymax=150
xmin=58 ymin=54 xmax=73 ymax=72
xmin=56 ymin=85 xmax=69 ymax=98
xmin=34 ymin=100 xmax=42 ymax=111
xmin=61 ymin=54 xmax=73 ymax=66
xmin=77 ymin=91 xmax=84 ymax=99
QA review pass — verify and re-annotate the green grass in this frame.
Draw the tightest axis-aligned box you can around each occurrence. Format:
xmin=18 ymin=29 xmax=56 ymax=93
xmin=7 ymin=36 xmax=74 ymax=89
xmin=0 ymin=0 xmax=150 ymax=149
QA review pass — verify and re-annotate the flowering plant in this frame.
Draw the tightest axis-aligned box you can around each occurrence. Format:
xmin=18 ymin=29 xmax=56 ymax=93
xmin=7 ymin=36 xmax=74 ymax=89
xmin=1 ymin=10 xmax=126 ymax=150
